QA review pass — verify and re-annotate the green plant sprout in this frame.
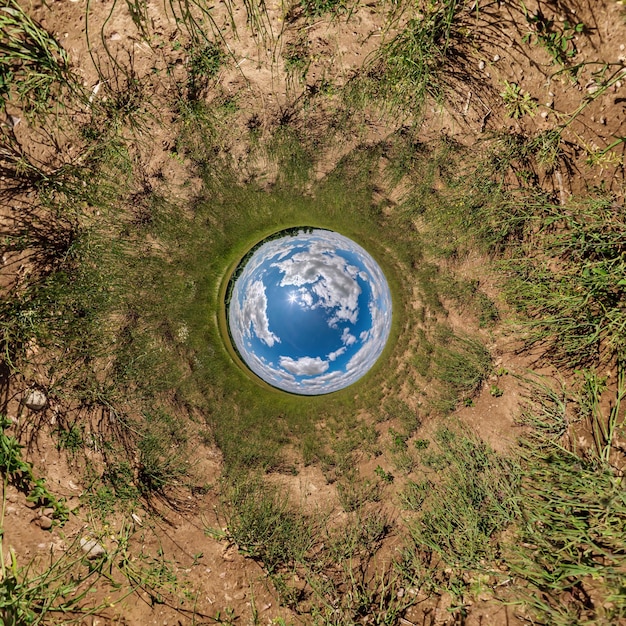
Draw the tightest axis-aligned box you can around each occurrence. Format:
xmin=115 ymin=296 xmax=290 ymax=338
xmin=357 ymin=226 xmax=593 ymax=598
xmin=500 ymin=80 xmax=537 ymax=118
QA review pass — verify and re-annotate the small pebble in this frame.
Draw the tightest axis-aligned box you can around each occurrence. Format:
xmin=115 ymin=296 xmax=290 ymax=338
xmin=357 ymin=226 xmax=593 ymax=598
xmin=492 ymin=54 xmax=500 ymax=62
xmin=109 ymin=32 xmax=121 ymax=41
xmin=24 ymin=389 xmax=47 ymax=411
xmin=540 ymin=111 xmax=549 ymax=119
xmin=43 ymin=508 xmax=54 ymax=518
xmin=80 ymin=538 xmax=106 ymax=559
xmin=478 ymin=60 xmax=486 ymax=71
xmin=38 ymin=516 xmax=53 ymax=530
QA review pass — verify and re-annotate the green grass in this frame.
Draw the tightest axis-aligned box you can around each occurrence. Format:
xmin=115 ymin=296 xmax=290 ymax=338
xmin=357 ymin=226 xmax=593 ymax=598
xmin=508 ymin=374 xmax=626 ymax=624
xmin=216 ymin=476 xmax=314 ymax=574
xmin=355 ymin=0 xmax=466 ymax=115
xmin=0 ymin=0 xmax=75 ymax=117
xmin=405 ymin=425 xmax=520 ymax=570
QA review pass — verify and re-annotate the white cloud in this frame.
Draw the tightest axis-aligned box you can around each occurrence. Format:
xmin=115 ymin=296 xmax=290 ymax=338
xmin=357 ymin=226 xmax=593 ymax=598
xmin=272 ymin=246 xmax=362 ymax=326
xmin=298 ymin=288 xmax=313 ymax=307
xmin=239 ymin=280 xmax=280 ymax=347
xmin=341 ymin=328 xmax=357 ymax=346
xmin=279 ymin=356 xmax=329 ymax=376
xmin=328 ymin=347 xmax=346 ymax=361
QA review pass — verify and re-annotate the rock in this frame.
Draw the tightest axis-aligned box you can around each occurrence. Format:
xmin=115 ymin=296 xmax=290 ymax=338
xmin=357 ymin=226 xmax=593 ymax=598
xmin=80 ymin=538 xmax=106 ymax=559
xmin=478 ymin=60 xmax=486 ymax=71
xmin=24 ymin=389 xmax=47 ymax=411
xmin=492 ymin=54 xmax=500 ymax=62
xmin=221 ymin=545 xmax=237 ymax=562
xmin=38 ymin=516 xmax=53 ymax=530
xmin=43 ymin=508 xmax=54 ymax=518
xmin=109 ymin=32 xmax=121 ymax=41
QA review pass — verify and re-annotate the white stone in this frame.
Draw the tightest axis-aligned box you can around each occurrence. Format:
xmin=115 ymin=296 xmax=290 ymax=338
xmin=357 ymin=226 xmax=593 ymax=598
xmin=80 ymin=538 xmax=106 ymax=559
xmin=24 ymin=389 xmax=47 ymax=411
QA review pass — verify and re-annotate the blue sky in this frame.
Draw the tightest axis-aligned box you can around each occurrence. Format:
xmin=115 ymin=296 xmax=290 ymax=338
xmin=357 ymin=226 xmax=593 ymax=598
xmin=228 ymin=230 xmax=392 ymax=394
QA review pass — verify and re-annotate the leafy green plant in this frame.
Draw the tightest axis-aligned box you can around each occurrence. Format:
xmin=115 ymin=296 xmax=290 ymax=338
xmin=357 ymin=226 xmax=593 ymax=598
xmin=522 ymin=6 xmax=584 ymax=67
xmin=500 ymin=80 xmax=537 ymax=119
xmin=489 ymin=385 xmax=503 ymax=397
xmin=0 ymin=415 xmax=68 ymax=520
xmin=374 ymin=465 xmax=394 ymax=483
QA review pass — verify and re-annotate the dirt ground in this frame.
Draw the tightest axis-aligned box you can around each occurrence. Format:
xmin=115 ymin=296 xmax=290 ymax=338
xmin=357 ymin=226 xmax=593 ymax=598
xmin=2 ymin=0 xmax=626 ymax=624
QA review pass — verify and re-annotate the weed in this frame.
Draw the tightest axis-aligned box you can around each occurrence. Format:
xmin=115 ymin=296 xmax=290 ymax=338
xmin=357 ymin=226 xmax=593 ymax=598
xmin=359 ymin=0 xmax=464 ymax=114
xmin=502 ymin=196 xmax=626 ymax=367
xmin=374 ymin=465 xmax=394 ymax=483
xmin=186 ymin=42 xmax=226 ymax=101
xmin=399 ymin=479 xmax=430 ymax=511
xmin=137 ymin=430 xmax=188 ymax=495
xmin=407 ymin=426 xmax=520 ymax=569
xmin=431 ymin=329 xmax=492 ymax=412
xmin=284 ymin=35 xmax=310 ymax=83
xmin=510 ymin=375 xmax=626 ymax=624
xmin=0 ymin=539 xmax=112 ymax=624
xmin=0 ymin=0 xmax=77 ymax=117
xmin=55 ymin=424 xmax=84 ymax=453
xmin=338 ymin=470 xmax=381 ymax=511
xmin=522 ymin=6 xmax=584 ymax=67
xmin=300 ymin=0 xmax=346 ymax=18
xmin=500 ymin=80 xmax=537 ymax=119
xmin=0 ymin=415 xmax=68 ymax=520
xmin=219 ymin=477 xmax=314 ymax=573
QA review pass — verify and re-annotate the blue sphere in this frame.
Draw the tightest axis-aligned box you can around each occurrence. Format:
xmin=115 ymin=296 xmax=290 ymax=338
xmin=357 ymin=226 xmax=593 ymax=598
xmin=227 ymin=229 xmax=392 ymax=395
